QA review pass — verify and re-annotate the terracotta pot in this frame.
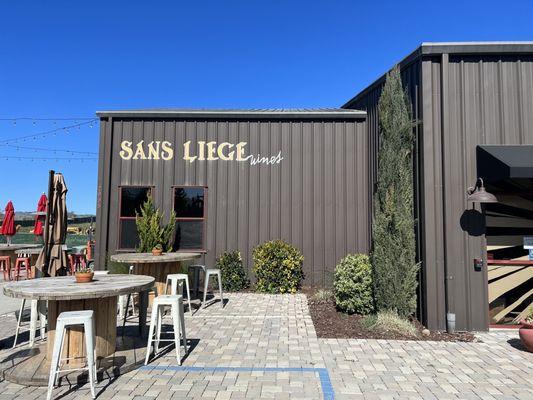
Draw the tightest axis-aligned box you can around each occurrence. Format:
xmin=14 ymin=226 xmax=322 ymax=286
xmin=152 ymin=248 xmax=163 ymax=256
xmin=75 ymin=272 xmax=94 ymax=283
xmin=519 ymin=320 xmax=533 ymax=352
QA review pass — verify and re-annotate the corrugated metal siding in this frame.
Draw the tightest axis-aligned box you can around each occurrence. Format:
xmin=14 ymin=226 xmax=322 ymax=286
xmin=436 ymin=54 xmax=533 ymax=330
xmin=95 ymin=118 xmax=370 ymax=287
xmin=344 ymin=50 xmax=533 ymax=331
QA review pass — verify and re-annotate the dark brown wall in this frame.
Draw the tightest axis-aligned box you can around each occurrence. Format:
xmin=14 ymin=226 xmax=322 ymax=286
xmin=95 ymin=117 xmax=370 ymax=287
xmin=345 ymin=48 xmax=533 ymax=331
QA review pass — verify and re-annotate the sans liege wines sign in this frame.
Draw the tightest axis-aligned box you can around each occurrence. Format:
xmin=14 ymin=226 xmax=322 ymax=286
xmin=119 ymin=140 xmax=283 ymax=165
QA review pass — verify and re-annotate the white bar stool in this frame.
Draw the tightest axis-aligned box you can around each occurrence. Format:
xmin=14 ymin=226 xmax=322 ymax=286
xmin=13 ymin=299 xmax=46 ymax=348
xmin=47 ymin=310 xmax=97 ymax=400
xmin=144 ymin=295 xmax=187 ymax=365
xmin=202 ymin=267 xmax=224 ymax=308
xmin=165 ymin=274 xmax=193 ymax=315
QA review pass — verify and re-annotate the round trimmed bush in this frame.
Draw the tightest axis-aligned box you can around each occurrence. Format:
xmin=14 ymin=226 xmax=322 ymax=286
xmin=252 ymin=239 xmax=304 ymax=294
xmin=333 ymin=254 xmax=374 ymax=314
xmin=216 ymin=250 xmax=249 ymax=291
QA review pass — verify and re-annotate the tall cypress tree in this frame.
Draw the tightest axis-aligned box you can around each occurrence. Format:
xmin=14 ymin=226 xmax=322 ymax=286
xmin=371 ymin=66 xmax=419 ymax=317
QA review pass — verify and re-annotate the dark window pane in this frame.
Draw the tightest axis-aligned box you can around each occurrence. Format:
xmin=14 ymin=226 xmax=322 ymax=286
xmin=173 ymin=187 xmax=204 ymax=218
xmin=120 ymin=219 xmax=139 ymax=249
xmin=121 ymin=187 xmax=150 ymax=217
xmin=173 ymin=221 xmax=203 ymax=250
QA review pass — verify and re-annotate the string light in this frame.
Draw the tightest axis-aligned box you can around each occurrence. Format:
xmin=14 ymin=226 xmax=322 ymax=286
xmin=0 ymin=119 xmax=98 ymax=145
xmin=0 ymin=155 xmax=97 ymax=161
xmin=3 ymin=144 xmax=97 ymax=155
xmin=0 ymin=117 xmax=96 ymax=121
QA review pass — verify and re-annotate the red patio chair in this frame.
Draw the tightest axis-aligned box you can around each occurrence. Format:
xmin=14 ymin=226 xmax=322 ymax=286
xmin=12 ymin=255 xmax=31 ymax=281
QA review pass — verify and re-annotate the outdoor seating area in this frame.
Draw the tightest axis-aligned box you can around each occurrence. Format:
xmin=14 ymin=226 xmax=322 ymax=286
xmin=0 ymin=292 xmax=531 ymax=399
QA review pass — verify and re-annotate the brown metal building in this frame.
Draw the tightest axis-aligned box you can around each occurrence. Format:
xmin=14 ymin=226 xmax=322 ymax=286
xmin=96 ymin=42 xmax=533 ymax=332
xmin=94 ymin=109 xmax=370 ymax=288
xmin=344 ymin=42 xmax=533 ymax=331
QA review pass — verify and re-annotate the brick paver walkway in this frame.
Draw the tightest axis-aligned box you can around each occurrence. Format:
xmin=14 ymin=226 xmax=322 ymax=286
xmin=0 ymin=293 xmax=531 ymax=399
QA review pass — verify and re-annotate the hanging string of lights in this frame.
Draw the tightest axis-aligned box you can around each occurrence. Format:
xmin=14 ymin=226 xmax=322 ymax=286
xmin=0 ymin=119 xmax=98 ymax=145
xmin=0 ymin=155 xmax=97 ymax=162
xmin=0 ymin=117 xmax=96 ymax=122
xmin=4 ymin=144 xmax=97 ymax=155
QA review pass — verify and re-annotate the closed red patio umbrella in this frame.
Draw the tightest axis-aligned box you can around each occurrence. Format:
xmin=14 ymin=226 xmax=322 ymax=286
xmin=33 ymin=193 xmax=47 ymax=237
xmin=1 ymin=201 xmax=16 ymax=245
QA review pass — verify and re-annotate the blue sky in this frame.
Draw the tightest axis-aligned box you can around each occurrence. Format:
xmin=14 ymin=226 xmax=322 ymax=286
xmin=1 ymin=0 xmax=532 ymax=214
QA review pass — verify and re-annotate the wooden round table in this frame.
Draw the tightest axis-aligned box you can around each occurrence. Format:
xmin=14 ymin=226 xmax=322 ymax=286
xmin=110 ymin=252 xmax=201 ymax=299
xmin=3 ymin=274 xmax=154 ymax=364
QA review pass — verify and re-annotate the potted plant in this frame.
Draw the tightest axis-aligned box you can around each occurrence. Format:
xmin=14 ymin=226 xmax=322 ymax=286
xmin=75 ymin=267 xmax=94 ymax=283
xmin=152 ymin=243 xmax=163 ymax=256
xmin=519 ymin=306 xmax=533 ymax=352
xmin=135 ymin=196 xmax=175 ymax=254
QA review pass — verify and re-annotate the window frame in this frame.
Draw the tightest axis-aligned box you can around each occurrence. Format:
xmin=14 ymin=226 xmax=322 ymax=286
xmin=171 ymin=185 xmax=207 ymax=252
xmin=117 ymin=185 xmax=154 ymax=250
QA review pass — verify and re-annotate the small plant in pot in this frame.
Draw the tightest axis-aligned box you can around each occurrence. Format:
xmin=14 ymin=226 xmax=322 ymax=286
xmin=152 ymin=244 xmax=163 ymax=256
xmin=519 ymin=306 xmax=533 ymax=352
xmin=75 ymin=267 xmax=94 ymax=283
xmin=135 ymin=195 xmax=175 ymax=254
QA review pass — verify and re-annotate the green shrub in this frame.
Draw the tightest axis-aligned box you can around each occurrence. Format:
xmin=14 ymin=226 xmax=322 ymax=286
xmin=135 ymin=195 xmax=175 ymax=252
xmin=104 ymin=252 xmax=129 ymax=274
xmin=313 ymin=289 xmax=333 ymax=303
xmin=216 ymin=250 xmax=249 ymax=291
xmin=333 ymin=254 xmax=374 ymax=314
xmin=361 ymin=310 xmax=418 ymax=337
xmin=252 ymin=239 xmax=304 ymax=294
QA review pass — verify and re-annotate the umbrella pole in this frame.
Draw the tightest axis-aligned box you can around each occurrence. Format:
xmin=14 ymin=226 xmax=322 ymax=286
xmin=42 ymin=169 xmax=55 ymax=276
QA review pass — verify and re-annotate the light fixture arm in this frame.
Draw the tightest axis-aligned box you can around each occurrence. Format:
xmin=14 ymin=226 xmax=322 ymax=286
xmin=467 ymin=177 xmax=484 ymax=195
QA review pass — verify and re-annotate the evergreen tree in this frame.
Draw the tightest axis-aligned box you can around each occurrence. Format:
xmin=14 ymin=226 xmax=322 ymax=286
xmin=135 ymin=196 xmax=176 ymax=252
xmin=371 ymin=66 xmax=420 ymax=317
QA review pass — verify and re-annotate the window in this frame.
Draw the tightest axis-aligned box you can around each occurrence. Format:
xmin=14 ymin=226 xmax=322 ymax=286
xmin=173 ymin=187 xmax=206 ymax=251
xmin=119 ymin=187 xmax=151 ymax=249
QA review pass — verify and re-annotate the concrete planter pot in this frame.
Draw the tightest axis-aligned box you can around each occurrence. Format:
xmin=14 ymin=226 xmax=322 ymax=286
xmin=519 ymin=320 xmax=533 ymax=352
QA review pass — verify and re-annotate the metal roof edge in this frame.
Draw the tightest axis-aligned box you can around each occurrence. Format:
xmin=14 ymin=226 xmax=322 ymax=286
xmin=341 ymin=44 xmax=423 ymax=109
xmin=420 ymin=41 xmax=533 ymax=55
xmin=96 ymin=109 xmax=367 ymax=120
xmin=342 ymin=41 xmax=533 ymax=109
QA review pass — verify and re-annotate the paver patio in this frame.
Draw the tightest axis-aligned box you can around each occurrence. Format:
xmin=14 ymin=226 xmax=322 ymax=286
xmin=0 ymin=293 xmax=531 ymax=399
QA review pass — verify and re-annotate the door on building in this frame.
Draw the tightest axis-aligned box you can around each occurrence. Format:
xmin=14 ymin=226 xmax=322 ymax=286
xmin=478 ymin=145 xmax=533 ymax=326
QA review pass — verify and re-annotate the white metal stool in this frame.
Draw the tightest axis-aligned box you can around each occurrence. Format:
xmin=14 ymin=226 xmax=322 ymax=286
xmin=202 ymin=268 xmax=224 ymax=308
xmin=165 ymin=274 xmax=193 ymax=315
xmin=47 ymin=310 xmax=97 ymax=400
xmin=13 ymin=299 xmax=46 ymax=348
xmin=144 ymin=295 xmax=187 ymax=365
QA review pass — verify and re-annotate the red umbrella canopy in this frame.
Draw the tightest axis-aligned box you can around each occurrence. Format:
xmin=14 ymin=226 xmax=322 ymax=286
xmin=33 ymin=194 xmax=47 ymax=236
xmin=0 ymin=201 xmax=16 ymax=236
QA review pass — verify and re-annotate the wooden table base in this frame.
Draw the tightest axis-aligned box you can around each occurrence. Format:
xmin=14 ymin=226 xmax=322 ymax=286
xmin=47 ymin=297 xmax=117 ymax=364
xmin=2 ymin=333 xmax=146 ymax=386
xmin=135 ymin=261 xmax=185 ymax=300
